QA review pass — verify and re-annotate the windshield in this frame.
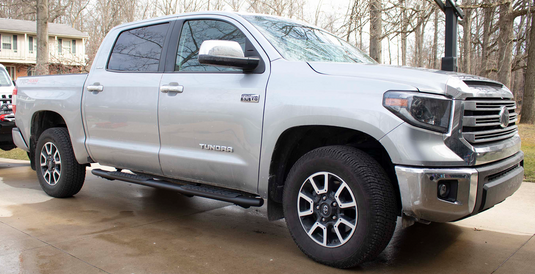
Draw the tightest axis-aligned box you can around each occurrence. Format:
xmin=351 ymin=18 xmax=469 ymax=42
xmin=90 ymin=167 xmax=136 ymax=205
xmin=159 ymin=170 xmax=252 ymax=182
xmin=0 ymin=68 xmax=12 ymax=87
xmin=242 ymin=15 xmax=376 ymax=64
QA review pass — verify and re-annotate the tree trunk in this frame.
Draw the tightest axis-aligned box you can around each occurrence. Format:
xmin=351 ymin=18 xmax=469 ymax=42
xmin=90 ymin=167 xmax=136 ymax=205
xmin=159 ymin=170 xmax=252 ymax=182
xmin=414 ymin=4 xmax=422 ymax=67
xmin=369 ymin=0 xmax=382 ymax=63
xmin=36 ymin=0 xmax=49 ymax=75
xmin=480 ymin=0 xmax=493 ymax=77
xmin=521 ymin=9 xmax=535 ymax=124
xmin=462 ymin=0 xmax=472 ymax=74
xmin=400 ymin=0 xmax=407 ymax=66
xmin=346 ymin=0 xmax=356 ymax=42
xmin=433 ymin=8 xmax=439 ymax=69
xmin=497 ymin=2 xmax=514 ymax=88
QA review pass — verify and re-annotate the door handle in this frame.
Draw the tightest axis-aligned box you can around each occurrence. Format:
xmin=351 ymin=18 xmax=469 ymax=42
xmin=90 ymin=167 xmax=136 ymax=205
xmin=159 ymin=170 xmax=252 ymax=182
xmin=160 ymin=83 xmax=184 ymax=93
xmin=87 ymin=83 xmax=104 ymax=92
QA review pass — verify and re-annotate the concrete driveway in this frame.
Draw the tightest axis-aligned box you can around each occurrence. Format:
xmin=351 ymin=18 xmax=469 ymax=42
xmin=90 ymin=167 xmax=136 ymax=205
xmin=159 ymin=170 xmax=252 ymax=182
xmin=0 ymin=158 xmax=534 ymax=274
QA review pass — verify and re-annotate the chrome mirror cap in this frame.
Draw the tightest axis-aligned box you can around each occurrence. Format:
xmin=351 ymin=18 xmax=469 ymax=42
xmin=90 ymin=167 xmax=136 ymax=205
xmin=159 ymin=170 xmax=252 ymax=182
xmin=199 ymin=40 xmax=244 ymax=58
xmin=198 ymin=40 xmax=260 ymax=71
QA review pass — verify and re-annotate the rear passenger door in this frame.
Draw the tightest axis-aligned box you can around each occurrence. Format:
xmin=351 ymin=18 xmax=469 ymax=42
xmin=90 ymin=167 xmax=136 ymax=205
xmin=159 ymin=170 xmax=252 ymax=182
xmin=158 ymin=17 xmax=270 ymax=193
xmin=83 ymin=22 xmax=172 ymax=175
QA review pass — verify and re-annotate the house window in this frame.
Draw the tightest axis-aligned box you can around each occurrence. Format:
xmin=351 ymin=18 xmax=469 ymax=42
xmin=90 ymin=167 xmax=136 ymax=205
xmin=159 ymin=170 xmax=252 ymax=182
xmin=29 ymin=36 xmax=34 ymax=53
xmin=72 ymin=40 xmax=76 ymax=54
xmin=12 ymin=35 xmax=17 ymax=52
xmin=58 ymin=39 xmax=62 ymax=54
xmin=6 ymin=66 xmax=15 ymax=80
xmin=63 ymin=40 xmax=71 ymax=54
xmin=27 ymin=66 xmax=35 ymax=76
xmin=2 ymin=35 xmax=12 ymax=50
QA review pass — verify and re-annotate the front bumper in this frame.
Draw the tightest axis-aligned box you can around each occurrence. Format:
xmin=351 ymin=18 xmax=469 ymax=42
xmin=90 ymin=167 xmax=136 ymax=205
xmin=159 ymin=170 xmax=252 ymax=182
xmin=396 ymin=151 xmax=524 ymax=223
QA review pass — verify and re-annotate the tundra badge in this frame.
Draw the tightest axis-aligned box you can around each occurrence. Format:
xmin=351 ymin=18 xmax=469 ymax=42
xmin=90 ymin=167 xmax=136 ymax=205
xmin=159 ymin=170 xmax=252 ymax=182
xmin=200 ymin=144 xmax=234 ymax=153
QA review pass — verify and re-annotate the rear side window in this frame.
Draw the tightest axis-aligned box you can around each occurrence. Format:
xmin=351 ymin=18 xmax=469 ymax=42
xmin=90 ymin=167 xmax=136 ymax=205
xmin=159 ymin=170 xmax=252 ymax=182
xmin=108 ymin=23 xmax=169 ymax=72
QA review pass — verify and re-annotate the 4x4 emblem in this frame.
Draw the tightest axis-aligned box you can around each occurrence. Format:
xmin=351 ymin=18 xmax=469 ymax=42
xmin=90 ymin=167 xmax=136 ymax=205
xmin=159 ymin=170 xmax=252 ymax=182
xmin=241 ymin=94 xmax=260 ymax=103
xmin=499 ymin=106 xmax=509 ymax=128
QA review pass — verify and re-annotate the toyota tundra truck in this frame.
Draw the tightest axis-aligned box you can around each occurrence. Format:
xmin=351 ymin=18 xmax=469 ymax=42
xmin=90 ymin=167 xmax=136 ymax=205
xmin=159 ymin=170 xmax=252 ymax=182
xmin=12 ymin=12 xmax=524 ymax=268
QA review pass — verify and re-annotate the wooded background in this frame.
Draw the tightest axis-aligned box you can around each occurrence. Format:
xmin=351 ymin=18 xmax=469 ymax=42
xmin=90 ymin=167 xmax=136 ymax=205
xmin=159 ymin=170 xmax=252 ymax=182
xmin=1 ymin=0 xmax=534 ymax=122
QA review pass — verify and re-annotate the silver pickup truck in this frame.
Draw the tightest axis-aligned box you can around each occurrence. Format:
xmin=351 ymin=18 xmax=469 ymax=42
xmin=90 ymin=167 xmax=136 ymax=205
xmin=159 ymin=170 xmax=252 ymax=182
xmin=12 ymin=12 xmax=524 ymax=268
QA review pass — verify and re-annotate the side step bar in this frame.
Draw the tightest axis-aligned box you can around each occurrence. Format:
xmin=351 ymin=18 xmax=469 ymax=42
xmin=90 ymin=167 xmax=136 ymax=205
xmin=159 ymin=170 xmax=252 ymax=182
xmin=91 ymin=169 xmax=264 ymax=208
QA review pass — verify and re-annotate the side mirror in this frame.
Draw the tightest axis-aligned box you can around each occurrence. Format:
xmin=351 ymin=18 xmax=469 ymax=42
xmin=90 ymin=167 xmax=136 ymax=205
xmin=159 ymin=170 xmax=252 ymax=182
xmin=198 ymin=40 xmax=259 ymax=71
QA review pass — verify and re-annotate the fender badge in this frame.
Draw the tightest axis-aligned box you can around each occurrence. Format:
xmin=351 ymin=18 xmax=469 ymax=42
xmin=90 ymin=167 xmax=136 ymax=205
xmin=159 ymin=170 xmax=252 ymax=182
xmin=241 ymin=94 xmax=260 ymax=103
xmin=200 ymin=144 xmax=234 ymax=153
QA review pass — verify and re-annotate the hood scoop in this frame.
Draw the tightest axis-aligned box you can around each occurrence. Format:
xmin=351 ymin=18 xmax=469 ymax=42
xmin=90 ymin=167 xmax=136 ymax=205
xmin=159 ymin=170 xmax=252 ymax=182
xmin=463 ymin=79 xmax=503 ymax=89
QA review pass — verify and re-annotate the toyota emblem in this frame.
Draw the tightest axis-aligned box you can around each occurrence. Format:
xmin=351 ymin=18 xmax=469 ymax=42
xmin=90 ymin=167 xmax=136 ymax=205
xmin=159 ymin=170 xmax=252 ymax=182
xmin=499 ymin=106 xmax=509 ymax=128
xmin=322 ymin=204 xmax=329 ymax=215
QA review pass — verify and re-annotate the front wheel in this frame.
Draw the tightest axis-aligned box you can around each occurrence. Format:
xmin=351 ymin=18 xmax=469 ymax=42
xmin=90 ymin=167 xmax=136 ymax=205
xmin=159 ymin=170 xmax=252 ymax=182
xmin=283 ymin=146 xmax=397 ymax=268
xmin=35 ymin=128 xmax=86 ymax=197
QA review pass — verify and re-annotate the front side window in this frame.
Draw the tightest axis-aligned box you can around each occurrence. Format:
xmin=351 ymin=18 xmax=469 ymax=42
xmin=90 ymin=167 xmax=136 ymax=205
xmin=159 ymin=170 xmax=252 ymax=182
xmin=72 ymin=40 xmax=76 ymax=54
xmin=108 ymin=23 xmax=169 ymax=72
xmin=175 ymin=20 xmax=246 ymax=72
xmin=58 ymin=39 xmax=62 ymax=54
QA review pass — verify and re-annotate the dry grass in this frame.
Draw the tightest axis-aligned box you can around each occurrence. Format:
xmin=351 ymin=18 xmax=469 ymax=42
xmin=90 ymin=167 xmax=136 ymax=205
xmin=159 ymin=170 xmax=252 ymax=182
xmin=0 ymin=148 xmax=28 ymax=160
xmin=519 ymin=124 xmax=535 ymax=181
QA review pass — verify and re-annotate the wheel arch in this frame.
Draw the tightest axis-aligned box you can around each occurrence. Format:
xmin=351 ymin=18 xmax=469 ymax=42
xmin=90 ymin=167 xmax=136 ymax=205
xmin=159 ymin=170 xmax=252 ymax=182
xmin=29 ymin=111 xmax=69 ymax=170
xmin=266 ymin=125 xmax=401 ymax=221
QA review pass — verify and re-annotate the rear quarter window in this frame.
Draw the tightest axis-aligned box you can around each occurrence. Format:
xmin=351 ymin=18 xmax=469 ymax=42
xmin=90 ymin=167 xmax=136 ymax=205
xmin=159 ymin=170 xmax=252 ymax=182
xmin=107 ymin=23 xmax=169 ymax=72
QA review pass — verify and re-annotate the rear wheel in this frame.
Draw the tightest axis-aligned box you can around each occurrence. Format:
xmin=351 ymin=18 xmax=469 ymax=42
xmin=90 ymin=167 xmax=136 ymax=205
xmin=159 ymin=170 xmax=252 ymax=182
xmin=35 ymin=128 xmax=86 ymax=197
xmin=283 ymin=146 xmax=397 ymax=268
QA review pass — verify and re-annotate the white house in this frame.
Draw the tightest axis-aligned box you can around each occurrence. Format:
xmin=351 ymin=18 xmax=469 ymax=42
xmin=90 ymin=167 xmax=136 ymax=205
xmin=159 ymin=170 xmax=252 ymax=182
xmin=0 ymin=18 xmax=88 ymax=79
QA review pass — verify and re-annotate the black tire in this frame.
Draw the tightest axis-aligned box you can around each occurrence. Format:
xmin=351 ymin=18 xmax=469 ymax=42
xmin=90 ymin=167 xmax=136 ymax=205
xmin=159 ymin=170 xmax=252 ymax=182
xmin=283 ymin=146 xmax=397 ymax=268
xmin=35 ymin=127 xmax=86 ymax=198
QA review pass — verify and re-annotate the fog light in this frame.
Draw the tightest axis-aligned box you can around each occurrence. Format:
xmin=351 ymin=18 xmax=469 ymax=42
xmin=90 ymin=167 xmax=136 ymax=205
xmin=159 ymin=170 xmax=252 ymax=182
xmin=438 ymin=183 xmax=449 ymax=198
xmin=437 ymin=180 xmax=458 ymax=202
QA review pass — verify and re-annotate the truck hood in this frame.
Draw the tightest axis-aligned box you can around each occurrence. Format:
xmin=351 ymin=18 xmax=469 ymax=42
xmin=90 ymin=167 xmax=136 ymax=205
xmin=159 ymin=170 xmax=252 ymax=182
xmin=0 ymin=85 xmax=14 ymax=97
xmin=307 ymin=62 xmax=512 ymax=99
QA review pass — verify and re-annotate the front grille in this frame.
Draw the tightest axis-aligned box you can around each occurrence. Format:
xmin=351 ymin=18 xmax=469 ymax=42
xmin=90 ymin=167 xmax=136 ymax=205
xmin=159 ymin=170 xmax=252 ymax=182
xmin=462 ymin=98 xmax=518 ymax=144
xmin=0 ymin=94 xmax=12 ymax=104
xmin=486 ymin=163 xmax=521 ymax=182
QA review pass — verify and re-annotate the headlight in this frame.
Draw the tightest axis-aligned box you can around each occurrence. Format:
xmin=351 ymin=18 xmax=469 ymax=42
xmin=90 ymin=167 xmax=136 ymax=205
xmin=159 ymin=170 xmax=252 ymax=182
xmin=383 ymin=91 xmax=452 ymax=133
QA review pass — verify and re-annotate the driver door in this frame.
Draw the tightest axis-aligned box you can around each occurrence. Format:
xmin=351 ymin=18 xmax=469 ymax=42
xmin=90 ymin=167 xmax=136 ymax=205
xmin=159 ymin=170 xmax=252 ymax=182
xmin=158 ymin=18 xmax=270 ymax=193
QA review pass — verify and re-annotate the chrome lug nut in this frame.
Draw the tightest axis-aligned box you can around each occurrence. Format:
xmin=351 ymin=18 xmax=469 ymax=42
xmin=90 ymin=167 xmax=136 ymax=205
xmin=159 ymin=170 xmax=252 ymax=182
xmin=323 ymin=196 xmax=327 ymax=201
xmin=332 ymin=216 xmax=337 ymax=220
xmin=322 ymin=218 xmax=326 ymax=222
xmin=316 ymin=206 xmax=320 ymax=210
xmin=332 ymin=202 xmax=337 ymax=207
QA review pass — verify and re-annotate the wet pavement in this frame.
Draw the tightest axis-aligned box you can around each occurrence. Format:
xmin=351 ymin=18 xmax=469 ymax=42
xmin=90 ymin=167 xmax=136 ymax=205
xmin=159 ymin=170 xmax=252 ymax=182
xmin=0 ymin=158 xmax=534 ymax=274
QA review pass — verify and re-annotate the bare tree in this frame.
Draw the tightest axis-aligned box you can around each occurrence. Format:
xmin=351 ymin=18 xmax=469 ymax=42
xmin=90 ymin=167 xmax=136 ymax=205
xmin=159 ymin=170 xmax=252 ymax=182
xmin=225 ymin=0 xmax=245 ymax=11
xmin=369 ymin=0 xmax=383 ymax=62
xmin=480 ymin=0 xmax=495 ymax=77
xmin=461 ymin=0 xmax=473 ymax=74
xmin=521 ymin=1 xmax=535 ymax=123
xmin=36 ymin=0 xmax=49 ymax=75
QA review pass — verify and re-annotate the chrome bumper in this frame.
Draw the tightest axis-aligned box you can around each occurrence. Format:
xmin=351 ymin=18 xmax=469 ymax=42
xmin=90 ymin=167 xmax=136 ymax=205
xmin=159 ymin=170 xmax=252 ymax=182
xmin=12 ymin=127 xmax=29 ymax=151
xmin=396 ymin=151 xmax=524 ymax=223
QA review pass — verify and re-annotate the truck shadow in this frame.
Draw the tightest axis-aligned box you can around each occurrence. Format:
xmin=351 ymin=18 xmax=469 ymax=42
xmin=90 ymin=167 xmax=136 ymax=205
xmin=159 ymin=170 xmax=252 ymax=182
xmin=361 ymin=222 xmax=463 ymax=270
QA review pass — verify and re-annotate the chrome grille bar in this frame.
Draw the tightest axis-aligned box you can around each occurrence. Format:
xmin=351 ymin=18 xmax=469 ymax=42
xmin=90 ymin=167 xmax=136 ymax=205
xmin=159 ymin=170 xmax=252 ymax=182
xmin=462 ymin=98 xmax=518 ymax=144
